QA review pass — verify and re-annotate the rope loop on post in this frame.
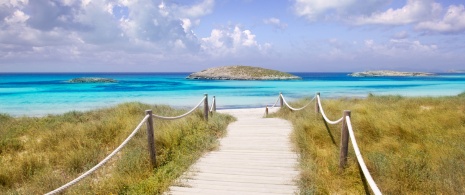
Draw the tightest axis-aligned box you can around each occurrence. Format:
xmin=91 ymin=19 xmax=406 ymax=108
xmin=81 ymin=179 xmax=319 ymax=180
xmin=152 ymin=96 xmax=206 ymax=120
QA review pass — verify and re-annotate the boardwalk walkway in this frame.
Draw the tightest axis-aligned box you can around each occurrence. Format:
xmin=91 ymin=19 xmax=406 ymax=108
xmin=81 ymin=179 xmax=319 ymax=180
xmin=167 ymin=108 xmax=299 ymax=195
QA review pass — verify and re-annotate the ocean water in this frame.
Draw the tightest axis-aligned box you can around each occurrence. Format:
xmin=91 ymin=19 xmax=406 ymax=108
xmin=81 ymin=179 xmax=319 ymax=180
xmin=1 ymin=72 xmax=465 ymax=116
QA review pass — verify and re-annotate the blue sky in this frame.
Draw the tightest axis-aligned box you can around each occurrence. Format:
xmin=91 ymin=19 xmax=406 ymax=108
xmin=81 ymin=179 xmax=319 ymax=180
xmin=1 ymin=0 xmax=464 ymax=72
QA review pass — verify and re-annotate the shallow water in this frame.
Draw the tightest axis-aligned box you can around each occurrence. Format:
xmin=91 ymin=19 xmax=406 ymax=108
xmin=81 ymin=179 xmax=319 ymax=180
xmin=1 ymin=72 xmax=464 ymax=116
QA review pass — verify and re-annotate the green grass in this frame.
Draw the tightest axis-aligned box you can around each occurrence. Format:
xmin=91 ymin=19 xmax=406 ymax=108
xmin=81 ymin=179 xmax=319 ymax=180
xmin=272 ymin=93 xmax=465 ymax=194
xmin=0 ymin=102 xmax=235 ymax=194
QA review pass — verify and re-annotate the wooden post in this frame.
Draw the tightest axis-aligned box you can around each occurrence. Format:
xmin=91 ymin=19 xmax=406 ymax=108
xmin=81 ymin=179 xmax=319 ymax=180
xmin=340 ymin=110 xmax=351 ymax=169
xmin=315 ymin=92 xmax=320 ymax=114
xmin=145 ymin=110 xmax=156 ymax=168
xmin=212 ymin=96 xmax=216 ymax=113
xmin=265 ymin=106 xmax=269 ymax=117
xmin=279 ymin=92 xmax=283 ymax=108
xmin=204 ymin=94 xmax=208 ymax=121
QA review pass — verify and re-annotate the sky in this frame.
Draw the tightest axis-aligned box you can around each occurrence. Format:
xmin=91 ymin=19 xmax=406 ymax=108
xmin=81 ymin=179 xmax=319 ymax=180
xmin=1 ymin=0 xmax=465 ymax=72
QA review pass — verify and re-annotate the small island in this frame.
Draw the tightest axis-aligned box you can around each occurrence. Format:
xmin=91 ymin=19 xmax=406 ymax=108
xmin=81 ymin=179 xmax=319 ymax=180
xmin=68 ymin=77 xmax=117 ymax=83
xmin=349 ymin=70 xmax=436 ymax=77
xmin=186 ymin=65 xmax=301 ymax=80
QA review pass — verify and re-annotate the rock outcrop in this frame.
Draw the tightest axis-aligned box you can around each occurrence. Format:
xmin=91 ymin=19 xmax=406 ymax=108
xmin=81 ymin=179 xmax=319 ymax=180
xmin=349 ymin=70 xmax=435 ymax=77
xmin=186 ymin=65 xmax=301 ymax=80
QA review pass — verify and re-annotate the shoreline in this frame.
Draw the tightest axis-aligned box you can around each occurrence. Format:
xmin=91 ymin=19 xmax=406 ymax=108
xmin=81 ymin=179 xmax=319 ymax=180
xmin=2 ymin=72 xmax=464 ymax=117
xmin=3 ymin=92 xmax=464 ymax=117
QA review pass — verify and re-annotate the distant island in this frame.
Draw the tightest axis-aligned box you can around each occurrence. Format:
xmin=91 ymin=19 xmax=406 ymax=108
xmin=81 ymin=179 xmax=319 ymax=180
xmin=186 ymin=65 xmax=301 ymax=80
xmin=448 ymin=70 xmax=465 ymax=73
xmin=349 ymin=70 xmax=436 ymax=77
xmin=68 ymin=77 xmax=117 ymax=83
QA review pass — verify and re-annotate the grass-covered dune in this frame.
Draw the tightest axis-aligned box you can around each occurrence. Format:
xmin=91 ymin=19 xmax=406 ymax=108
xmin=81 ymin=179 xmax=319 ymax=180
xmin=0 ymin=103 xmax=235 ymax=194
xmin=273 ymin=93 xmax=465 ymax=194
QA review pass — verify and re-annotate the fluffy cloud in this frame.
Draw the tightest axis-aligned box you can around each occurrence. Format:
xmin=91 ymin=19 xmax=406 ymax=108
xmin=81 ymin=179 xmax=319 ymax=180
xmin=415 ymin=4 xmax=465 ymax=33
xmin=264 ymin=17 xmax=287 ymax=30
xmin=173 ymin=0 xmax=214 ymax=18
xmin=352 ymin=0 xmax=441 ymax=25
xmin=201 ymin=25 xmax=270 ymax=57
xmin=293 ymin=0 xmax=465 ymax=34
xmin=0 ymin=0 xmax=274 ymax=71
xmin=0 ymin=0 xmax=221 ymax=68
xmin=293 ymin=0 xmax=388 ymax=21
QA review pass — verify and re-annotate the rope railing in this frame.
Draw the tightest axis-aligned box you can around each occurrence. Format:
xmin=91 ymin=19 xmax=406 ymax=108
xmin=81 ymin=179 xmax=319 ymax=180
xmin=152 ymin=96 xmax=206 ymax=120
xmin=346 ymin=116 xmax=382 ymax=195
xmin=270 ymin=92 xmax=381 ymax=194
xmin=46 ymin=115 xmax=150 ymax=195
xmin=316 ymin=92 xmax=382 ymax=195
xmin=280 ymin=93 xmax=316 ymax=111
xmin=269 ymin=95 xmax=281 ymax=109
xmin=266 ymin=93 xmax=316 ymax=116
xmin=46 ymin=94 xmax=212 ymax=194
xmin=316 ymin=95 xmax=344 ymax=124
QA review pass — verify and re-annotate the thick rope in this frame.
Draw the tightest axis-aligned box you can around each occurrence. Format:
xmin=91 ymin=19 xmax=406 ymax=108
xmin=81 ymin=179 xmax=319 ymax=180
xmin=152 ymin=96 xmax=206 ymax=120
xmin=209 ymin=97 xmax=215 ymax=112
xmin=281 ymin=94 xmax=316 ymax=111
xmin=317 ymin=95 xmax=344 ymax=124
xmin=269 ymin=95 xmax=281 ymax=109
xmin=46 ymin=115 xmax=150 ymax=195
xmin=346 ymin=116 xmax=382 ymax=195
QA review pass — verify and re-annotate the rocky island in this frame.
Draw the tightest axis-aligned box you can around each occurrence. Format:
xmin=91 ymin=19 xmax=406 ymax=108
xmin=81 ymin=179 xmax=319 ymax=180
xmin=349 ymin=70 xmax=436 ymax=77
xmin=186 ymin=65 xmax=301 ymax=80
xmin=68 ymin=77 xmax=117 ymax=83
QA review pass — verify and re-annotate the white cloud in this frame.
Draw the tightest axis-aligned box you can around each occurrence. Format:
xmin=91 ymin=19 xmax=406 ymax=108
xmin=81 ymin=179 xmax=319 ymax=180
xmin=364 ymin=38 xmax=437 ymax=57
xmin=0 ymin=0 xmax=28 ymax=7
xmin=174 ymin=0 xmax=214 ymax=18
xmin=4 ymin=10 xmax=29 ymax=24
xmin=352 ymin=0 xmax=441 ymax=25
xmin=415 ymin=4 xmax=465 ymax=33
xmin=293 ymin=0 xmax=388 ymax=21
xmin=200 ymin=25 xmax=269 ymax=57
xmin=0 ymin=0 xmax=222 ymax=70
xmin=263 ymin=17 xmax=287 ymax=30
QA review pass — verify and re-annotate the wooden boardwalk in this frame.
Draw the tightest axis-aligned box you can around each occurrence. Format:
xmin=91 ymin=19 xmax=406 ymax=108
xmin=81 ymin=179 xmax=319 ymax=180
xmin=166 ymin=108 xmax=299 ymax=195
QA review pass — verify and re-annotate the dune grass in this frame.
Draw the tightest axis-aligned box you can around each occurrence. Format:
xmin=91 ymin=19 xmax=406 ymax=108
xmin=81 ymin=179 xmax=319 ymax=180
xmin=273 ymin=93 xmax=465 ymax=194
xmin=0 ymin=102 xmax=235 ymax=194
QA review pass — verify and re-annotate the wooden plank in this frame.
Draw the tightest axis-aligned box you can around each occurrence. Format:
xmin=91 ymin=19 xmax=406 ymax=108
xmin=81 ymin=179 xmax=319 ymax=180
xmin=170 ymin=179 xmax=297 ymax=194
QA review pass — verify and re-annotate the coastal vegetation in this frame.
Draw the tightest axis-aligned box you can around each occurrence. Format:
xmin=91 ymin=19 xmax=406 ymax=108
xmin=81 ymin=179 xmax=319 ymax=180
xmin=186 ymin=65 xmax=301 ymax=80
xmin=272 ymin=93 xmax=465 ymax=194
xmin=68 ymin=77 xmax=117 ymax=83
xmin=0 ymin=103 xmax=234 ymax=194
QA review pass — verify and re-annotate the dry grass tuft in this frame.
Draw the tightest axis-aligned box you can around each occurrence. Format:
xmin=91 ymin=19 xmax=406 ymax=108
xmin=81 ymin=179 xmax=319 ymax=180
xmin=0 ymin=102 xmax=235 ymax=194
xmin=273 ymin=93 xmax=465 ymax=194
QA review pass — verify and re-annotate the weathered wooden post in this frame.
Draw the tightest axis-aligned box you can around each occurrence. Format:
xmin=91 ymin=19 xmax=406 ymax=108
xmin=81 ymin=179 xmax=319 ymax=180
xmin=145 ymin=110 xmax=156 ymax=168
xmin=279 ymin=92 xmax=283 ymax=108
xmin=315 ymin=92 xmax=320 ymax=114
xmin=340 ymin=110 xmax=351 ymax=169
xmin=265 ymin=106 xmax=269 ymax=117
xmin=204 ymin=94 xmax=208 ymax=121
xmin=212 ymin=96 xmax=216 ymax=115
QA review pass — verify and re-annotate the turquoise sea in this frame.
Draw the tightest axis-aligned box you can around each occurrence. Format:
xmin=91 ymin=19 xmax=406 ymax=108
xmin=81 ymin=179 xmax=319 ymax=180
xmin=1 ymin=72 xmax=465 ymax=116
